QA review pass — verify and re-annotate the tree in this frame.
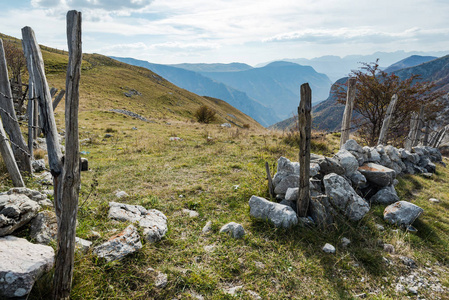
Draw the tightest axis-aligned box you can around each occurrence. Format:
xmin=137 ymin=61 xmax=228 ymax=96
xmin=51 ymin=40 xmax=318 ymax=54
xmin=3 ymin=39 xmax=28 ymax=113
xmin=336 ymin=60 xmax=444 ymax=146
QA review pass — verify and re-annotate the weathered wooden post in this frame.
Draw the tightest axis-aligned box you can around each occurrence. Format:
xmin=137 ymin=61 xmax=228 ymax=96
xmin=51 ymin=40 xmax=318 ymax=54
xmin=377 ymin=94 xmax=398 ymax=146
xmin=297 ymin=83 xmax=311 ymax=217
xmin=265 ymin=162 xmax=274 ymax=199
xmin=405 ymin=112 xmax=418 ymax=151
xmin=52 ymin=89 xmax=65 ymax=110
xmin=340 ymin=77 xmax=357 ymax=148
xmin=0 ymin=117 xmax=25 ymax=187
xmin=27 ymin=80 xmax=34 ymax=158
xmin=0 ymin=39 xmax=32 ymax=174
xmin=412 ymin=106 xmax=425 ymax=147
xmin=434 ymin=125 xmax=448 ymax=148
xmin=52 ymin=10 xmax=82 ymax=299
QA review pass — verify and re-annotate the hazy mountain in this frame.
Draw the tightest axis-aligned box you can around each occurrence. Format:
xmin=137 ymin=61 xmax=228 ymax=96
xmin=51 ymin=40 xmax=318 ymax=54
xmin=260 ymin=50 xmax=448 ymax=82
xmin=201 ymin=61 xmax=332 ymax=120
xmin=384 ymin=55 xmax=437 ymax=73
xmin=271 ymin=54 xmax=449 ymax=132
xmin=110 ymin=57 xmax=279 ymax=126
xmin=170 ymin=62 xmax=253 ymax=73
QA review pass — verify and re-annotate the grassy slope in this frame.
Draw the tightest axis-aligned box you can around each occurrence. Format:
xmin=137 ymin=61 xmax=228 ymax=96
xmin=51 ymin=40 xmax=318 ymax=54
xmin=0 ymin=35 xmax=448 ymax=299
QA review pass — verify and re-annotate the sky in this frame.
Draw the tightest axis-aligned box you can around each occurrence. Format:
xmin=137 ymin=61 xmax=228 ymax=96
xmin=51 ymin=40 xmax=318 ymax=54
xmin=1 ymin=0 xmax=449 ymax=66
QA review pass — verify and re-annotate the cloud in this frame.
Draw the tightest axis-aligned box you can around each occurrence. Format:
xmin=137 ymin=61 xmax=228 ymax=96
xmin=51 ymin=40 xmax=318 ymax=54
xmin=100 ymin=41 xmax=220 ymax=54
xmin=32 ymin=0 xmax=154 ymax=11
xmin=263 ymin=27 xmax=449 ymax=45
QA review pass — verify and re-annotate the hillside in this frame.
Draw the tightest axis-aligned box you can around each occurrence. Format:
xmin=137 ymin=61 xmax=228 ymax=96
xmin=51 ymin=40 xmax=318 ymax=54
xmin=202 ymin=61 xmax=332 ymax=120
xmin=110 ymin=57 xmax=278 ymax=127
xmin=384 ymin=55 xmax=437 ymax=73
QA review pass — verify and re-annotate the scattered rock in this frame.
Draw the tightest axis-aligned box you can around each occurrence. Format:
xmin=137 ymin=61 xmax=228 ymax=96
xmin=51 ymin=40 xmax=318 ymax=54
xmin=285 ymin=188 xmax=298 ymax=201
xmin=333 ymin=149 xmax=359 ymax=176
xmin=247 ymin=290 xmax=262 ymax=299
xmin=202 ymin=221 xmax=212 ymax=234
xmin=0 ymin=236 xmax=54 ymax=299
xmin=30 ymin=210 xmax=57 ymax=245
xmin=274 ymin=174 xmax=299 ymax=196
xmin=80 ymin=157 xmax=89 ymax=171
xmin=0 ymin=194 xmax=40 ymax=237
xmin=375 ymin=224 xmax=385 ymax=231
xmin=309 ymin=195 xmax=335 ymax=227
xmin=223 ymin=285 xmax=243 ymax=295
xmin=75 ymin=237 xmax=92 ymax=252
xmin=35 ymin=171 xmax=53 ymax=185
xmin=383 ymin=244 xmax=395 ymax=254
xmin=341 ymin=237 xmax=351 ymax=248
xmin=384 ymin=201 xmax=423 ymax=226
xmin=219 ymin=222 xmax=245 ymax=239
xmin=400 ymin=256 xmax=417 ymax=268
xmin=322 ymin=243 xmax=336 ymax=254
xmin=323 ymin=173 xmax=370 ymax=221
xmin=249 ymin=195 xmax=298 ymax=228
xmin=316 ymin=156 xmax=345 ymax=175
xmin=429 ymin=198 xmax=441 ymax=203
xmin=254 ymin=261 xmax=265 ymax=269
xmin=370 ymin=185 xmax=399 ymax=205
xmin=31 ymin=159 xmax=46 ymax=172
xmin=148 ymin=268 xmax=168 ymax=288
xmin=221 ymin=123 xmax=232 ymax=128
xmin=93 ymin=225 xmax=142 ymax=262
xmin=182 ymin=208 xmax=199 ymax=218
xmin=115 ymin=190 xmax=129 ymax=198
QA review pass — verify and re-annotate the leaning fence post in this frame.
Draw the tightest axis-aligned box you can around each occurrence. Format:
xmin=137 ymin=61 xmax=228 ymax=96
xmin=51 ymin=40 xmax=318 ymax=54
xmin=412 ymin=106 xmax=425 ymax=147
xmin=0 ymin=39 xmax=32 ymax=174
xmin=378 ymin=94 xmax=398 ymax=146
xmin=52 ymin=10 xmax=82 ymax=300
xmin=52 ymin=89 xmax=65 ymax=110
xmin=297 ymin=83 xmax=311 ymax=217
xmin=340 ymin=77 xmax=357 ymax=148
xmin=27 ymin=80 xmax=34 ymax=158
xmin=405 ymin=112 xmax=418 ymax=151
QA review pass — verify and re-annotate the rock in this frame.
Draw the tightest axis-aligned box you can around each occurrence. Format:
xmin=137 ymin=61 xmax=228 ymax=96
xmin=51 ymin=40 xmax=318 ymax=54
xmin=221 ymin=123 xmax=232 ymax=128
xmin=358 ymin=163 xmax=395 ymax=187
xmin=115 ymin=190 xmax=129 ymax=198
xmin=182 ymin=208 xmax=199 ymax=218
xmin=384 ymin=201 xmax=423 ymax=226
xmin=223 ymin=285 xmax=243 ymax=295
xmin=219 ymin=222 xmax=245 ymax=239
xmin=80 ymin=157 xmax=89 ymax=171
xmin=429 ymin=198 xmax=441 ymax=203
xmin=202 ymin=221 xmax=212 ymax=234
xmin=249 ymin=195 xmax=298 ymax=228
xmin=323 ymin=173 xmax=370 ymax=221
xmin=247 ymin=290 xmax=262 ymax=299
xmin=375 ymin=224 xmax=385 ymax=231
xmin=279 ymin=199 xmax=297 ymax=213
xmin=0 ymin=236 xmax=54 ymax=299
xmin=285 ymin=187 xmax=298 ymax=201
xmin=0 ymin=194 xmax=40 ymax=237
xmin=108 ymin=202 xmax=168 ymax=243
xmin=31 ymin=159 xmax=46 ymax=172
xmin=310 ymin=163 xmax=320 ymax=177
xmin=30 ymin=210 xmax=57 ymax=245
xmin=322 ymin=243 xmax=336 ymax=253
xmin=385 ymin=145 xmax=401 ymax=163
xmin=399 ymin=256 xmax=417 ymax=268
xmin=36 ymin=171 xmax=52 ymax=185
xmin=309 ymin=195 xmax=334 ymax=227
xmin=342 ymin=139 xmax=364 ymax=153
xmin=349 ymin=171 xmax=368 ymax=189
xmin=341 ymin=237 xmax=351 ymax=248
xmin=4 ymin=187 xmax=50 ymax=207
xmin=276 ymin=156 xmax=298 ymax=175
xmin=316 ymin=157 xmax=345 ymax=175
xmin=274 ymin=174 xmax=299 ymax=196
xmin=370 ymin=185 xmax=399 ymax=205
xmin=93 ymin=225 xmax=142 ymax=262
xmin=383 ymin=244 xmax=395 ymax=254
xmin=148 ymin=268 xmax=168 ymax=288
xmin=333 ymin=150 xmax=359 ymax=176
xmin=75 ymin=237 xmax=92 ymax=252
xmin=368 ymin=148 xmax=381 ymax=163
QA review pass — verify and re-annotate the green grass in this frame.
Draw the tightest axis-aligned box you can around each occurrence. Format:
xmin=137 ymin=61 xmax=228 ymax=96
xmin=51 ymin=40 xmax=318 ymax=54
xmin=0 ymin=40 xmax=447 ymax=299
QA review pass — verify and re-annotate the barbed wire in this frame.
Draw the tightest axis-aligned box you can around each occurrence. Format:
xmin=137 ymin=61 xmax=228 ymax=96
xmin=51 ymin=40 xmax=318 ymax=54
xmin=0 ymin=136 xmax=31 ymax=157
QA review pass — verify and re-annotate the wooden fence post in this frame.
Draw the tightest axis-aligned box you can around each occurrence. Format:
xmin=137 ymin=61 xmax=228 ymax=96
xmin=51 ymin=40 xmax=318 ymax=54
xmin=265 ymin=162 xmax=274 ymax=199
xmin=340 ymin=77 xmax=357 ymax=148
xmin=0 ymin=39 xmax=32 ymax=174
xmin=377 ymin=94 xmax=398 ymax=146
xmin=405 ymin=112 xmax=418 ymax=151
xmin=52 ymin=89 xmax=65 ymax=110
xmin=27 ymin=80 xmax=34 ymax=158
xmin=0 ymin=117 xmax=25 ymax=187
xmin=297 ymin=83 xmax=311 ymax=217
xmin=412 ymin=106 xmax=425 ymax=147
xmin=52 ymin=10 xmax=82 ymax=300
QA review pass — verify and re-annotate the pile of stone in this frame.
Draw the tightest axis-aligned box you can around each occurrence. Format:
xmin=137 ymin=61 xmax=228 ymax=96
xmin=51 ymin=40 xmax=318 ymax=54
xmin=249 ymin=139 xmax=444 ymax=228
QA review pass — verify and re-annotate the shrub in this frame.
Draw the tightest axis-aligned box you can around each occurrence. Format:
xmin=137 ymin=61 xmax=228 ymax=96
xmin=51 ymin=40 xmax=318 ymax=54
xmin=195 ymin=105 xmax=216 ymax=124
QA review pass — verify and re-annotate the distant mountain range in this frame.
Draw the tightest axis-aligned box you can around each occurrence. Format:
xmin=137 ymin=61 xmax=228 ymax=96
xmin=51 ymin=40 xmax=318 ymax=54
xmin=383 ymin=55 xmax=437 ymax=73
xmin=271 ymin=54 xmax=449 ymax=131
xmin=111 ymin=57 xmax=332 ymax=125
xmin=260 ymin=50 xmax=448 ymax=82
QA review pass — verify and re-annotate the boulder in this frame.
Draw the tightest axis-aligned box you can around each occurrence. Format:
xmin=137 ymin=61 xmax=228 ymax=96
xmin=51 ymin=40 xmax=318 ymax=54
xmin=342 ymin=139 xmax=364 ymax=153
xmin=75 ymin=237 xmax=92 ymax=252
xmin=115 ymin=190 xmax=129 ymax=198
xmin=0 ymin=236 xmax=54 ymax=299
xmin=31 ymin=159 xmax=46 ymax=172
xmin=285 ymin=188 xmax=298 ymax=201
xmin=333 ymin=150 xmax=359 ymax=176
xmin=370 ymin=185 xmax=399 ymax=205
xmin=384 ymin=201 xmax=423 ymax=226
xmin=323 ymin=173 xmax=370 ymax=221
xmin=80 ymin=157 xmax=89 ymax=171
xmin=4 ymin=187 xmax=49 ymax=207
xmin=349 ymin=171 xmax=368 ymax=189
xmin=358 ymin=163 xmax=395 ymax=187
xmin=276 ymin=156 xmax=299 ymax=175
xmin=309 ymin=195 xmax=335 ymax=226
xmin=0 ymin=194 xmax=40 ymax=237
xmin=279 ymin=199 xmax=297 ymax=213
xmin=30 ymin=210 xmax=58 ymax=245
xmin=108 ymin=202 xmax=168 ymax=243
xmin=219 ymin=222 xmax=245 ymax=239
xmin=93 ymin=225 xmax=142 ymax=262
xmin=322 ymin=243 xmax=336 ymax=254
xmin=385 ymin=145 xmax=401 ymax=163
xmin=249 ymin=195 xmax=298 ymax=228
xmin=274 ymin=174 xmax=299 ymax=196
xmin=367 ymin=147 xmax=381 ymax=163
xmin=316 ymin=157 xmax=345 ymax=175
xmin=310 ymin=163 xmax=320 ymax=177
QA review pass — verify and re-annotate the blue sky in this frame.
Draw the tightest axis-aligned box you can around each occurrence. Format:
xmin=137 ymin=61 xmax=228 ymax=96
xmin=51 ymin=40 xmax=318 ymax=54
xmin=1 ymin=0 xmax=449 ymax=66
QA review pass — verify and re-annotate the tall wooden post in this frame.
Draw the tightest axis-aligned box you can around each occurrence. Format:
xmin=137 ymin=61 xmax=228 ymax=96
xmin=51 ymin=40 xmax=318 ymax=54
xmin=0 ymin=39 xmax=32 ymax=174
xmin=27 ymin=80 xmax=34 ymax=158
xmin=340 ymin=78 xmax=357 ymax=148
xmin=378 ymin=94 xmax=398 ymax=146
xmin=52 ymin=10 xmax=82 ymax=299
xmin=405 ymin=112 xmax=418 ymax=151
xmin=297 ymin=83 xmax=311 ymax=217
xmin=412 ymin=106 xmax=425 ymax=147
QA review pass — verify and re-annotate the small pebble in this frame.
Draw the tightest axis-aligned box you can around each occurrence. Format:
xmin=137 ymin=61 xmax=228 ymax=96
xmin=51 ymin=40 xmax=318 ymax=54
xmin=322 ymin=243 xmax=335 ymax=254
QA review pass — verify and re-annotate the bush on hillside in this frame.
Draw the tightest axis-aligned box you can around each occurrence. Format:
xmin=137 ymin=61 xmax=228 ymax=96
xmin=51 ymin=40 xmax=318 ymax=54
xmin=195 ymin=105 xmax=216 ymax=124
